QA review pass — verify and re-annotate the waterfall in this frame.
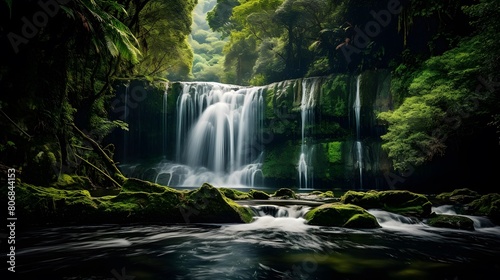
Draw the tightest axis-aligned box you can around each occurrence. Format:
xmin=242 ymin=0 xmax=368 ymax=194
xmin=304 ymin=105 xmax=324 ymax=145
xmin=162 ymin=84 xmax=168 ymax=158
xmin=116 ymin=71 xmax=394 ymax=190
xmin=354 ymin=75 xmax=363 ymax=189
xmin=151 ymin=82 xmax=265 ymax=187
xmin=298 ymin=78 xmax=319 ymax=189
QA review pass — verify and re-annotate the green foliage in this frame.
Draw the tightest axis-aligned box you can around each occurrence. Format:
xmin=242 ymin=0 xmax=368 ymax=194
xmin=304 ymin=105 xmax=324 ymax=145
xmin=64 ymin=0 xmax=142 ymax=63
xmin=190 ymin=0 xmax=226 ymax=81
xmin=207 ymin=0 xmax=240 ymax=37
xmin=127 ymin=0 xmax=196 ymax=79
xmin=379 ymin=34 xmax=497 ymax=172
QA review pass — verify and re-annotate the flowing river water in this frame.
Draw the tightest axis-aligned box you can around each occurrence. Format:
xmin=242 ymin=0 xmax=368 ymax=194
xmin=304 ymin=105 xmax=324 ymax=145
xmin=15 ymin=204 xmax=500 ymax=279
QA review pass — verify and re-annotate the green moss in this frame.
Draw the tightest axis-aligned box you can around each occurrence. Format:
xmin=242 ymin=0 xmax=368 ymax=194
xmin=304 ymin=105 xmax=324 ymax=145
xmin=261 ymin=141 xmax=300 ymax=179
xmin=467 ymin=193 xmax=500 ymax=224
xmin=219 ymin=187 xmax=251 ymax=200
xmin=319 ymin=191 xmax=335 ymax=198
xmin=344 ymin=213 xmax=381 ymax=228
xmin=273 ymin=188 xmax=297 ymax=199
xmin=17 ymin=183 xmax=98 ymax=225
xmin=185 ymin=183 xmax=253 ymax=223
xmin=341 ymin=190 xmax=432 ymax=217
xmin=426 ymin=214 xmax=474 ymax=231
xmin=319 ymin=75 xmax=349 ymax=118
xmin=121 ymin=178 xmax=174 ymax=193
xmin=326 ymin=142 xmax=342 ymax=163
xmin=341 ymin=190 xmax=380 ymax=209
xmin=17 ymin=181 xmax=253 ymax=226
xmin=312 ymin=141 xmax=346 ymax=183
xmin=305 ymin=203 xmax=380 ymax=228
xmin=435 ymin=188 xmax=480 ymax=204
xmin=51 ymin=174 xmax=94 ymax=190
xmin=249 ymin=189 xmax=270 ymax=199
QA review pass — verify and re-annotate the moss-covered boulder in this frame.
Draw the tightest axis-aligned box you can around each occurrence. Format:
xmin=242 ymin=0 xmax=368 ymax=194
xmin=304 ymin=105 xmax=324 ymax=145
xmin=273 ymin=188 xmax=297 ymax=199
xmin=17 ymin=182 xmax=99 ymax=226
xmin=249 ymin=189 xmax=270 ymax=199
xmin=341 ymin=190 xmax=432 ymax=218
xmin=183 ymin=183 xmax=253 ymax=223
xmin=219 ymin=187 xmax=251 ymax=200
xmin=17 ymin=180 xmax=254 ymax=226
xmin=97 ymin=183 xmax=183 ymax=223
xmin=304 ymin=203 xmax=380 ymax=228
xmin=435 ymin=188 xmax=480 ymax=205
xmin=466 ymin=193 xmax=500 ymax=225
xmin=426 ymin=214 xmax=475 ymax=231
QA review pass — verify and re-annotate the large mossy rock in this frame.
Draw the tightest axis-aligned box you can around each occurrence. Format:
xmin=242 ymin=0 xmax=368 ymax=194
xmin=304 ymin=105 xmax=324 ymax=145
xmin=426 ymin=214 xmax=474 ymax=231
xmin=182 ymin=183 xmax=253 ymax=223
xmin=466 ymin=193 xmax=500 ymax=225
xmin=340 ymin=190 xmax=432 ymax=218
xmin=249 ymin=189 xmax=270 ymax=199
xmin=219 ymin=187 xmax=251 ymax=200
xmin=17 ymin=179 xmax=254 ymax=226
xmin=304 ymin=203 xmax=380 ymax=228
xmin=273 ymin=188 xmax=297 ymax=199
xmin=435 ymin=188 xmax=481 ymax=205
xmin=97 ymin=178 xmax=184 ymax=223
xmin=17 ymin=182 xmax=99 ymax=226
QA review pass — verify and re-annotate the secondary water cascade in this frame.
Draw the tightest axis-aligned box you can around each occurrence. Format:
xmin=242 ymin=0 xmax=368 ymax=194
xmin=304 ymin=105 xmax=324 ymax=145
xmin=353 ymin=74 xmax=363 ymax=189
xmin=298 ymin=78 xmax=319 ymax=189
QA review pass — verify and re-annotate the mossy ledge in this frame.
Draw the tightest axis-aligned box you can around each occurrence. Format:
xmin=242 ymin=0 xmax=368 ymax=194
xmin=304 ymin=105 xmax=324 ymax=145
xmin=17 ymin=179 xmax=253 ymax=227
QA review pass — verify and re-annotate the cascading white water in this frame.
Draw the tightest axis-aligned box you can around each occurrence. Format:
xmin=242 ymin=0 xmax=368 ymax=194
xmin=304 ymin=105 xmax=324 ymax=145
xmin=432 ymin=205 xmax=497 ymax=229
xmin=354 ymin=75 xmax=363 ymax=189
xmin=162 ymin=84 xmax=169 ymax=158
xmin=298 ymin=78 xmax=318 ymax=189
xmin=156 ymin=82 xmax=265 ymax=187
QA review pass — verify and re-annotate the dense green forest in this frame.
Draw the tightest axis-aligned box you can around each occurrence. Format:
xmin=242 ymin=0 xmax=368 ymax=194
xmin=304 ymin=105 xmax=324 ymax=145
xmin=1 ymin=0 xmax=499 ymax=192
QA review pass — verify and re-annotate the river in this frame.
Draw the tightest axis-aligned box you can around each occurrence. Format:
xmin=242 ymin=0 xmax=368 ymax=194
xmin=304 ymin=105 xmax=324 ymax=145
xmin=16 ymin=204 xmax=500 ymax=279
